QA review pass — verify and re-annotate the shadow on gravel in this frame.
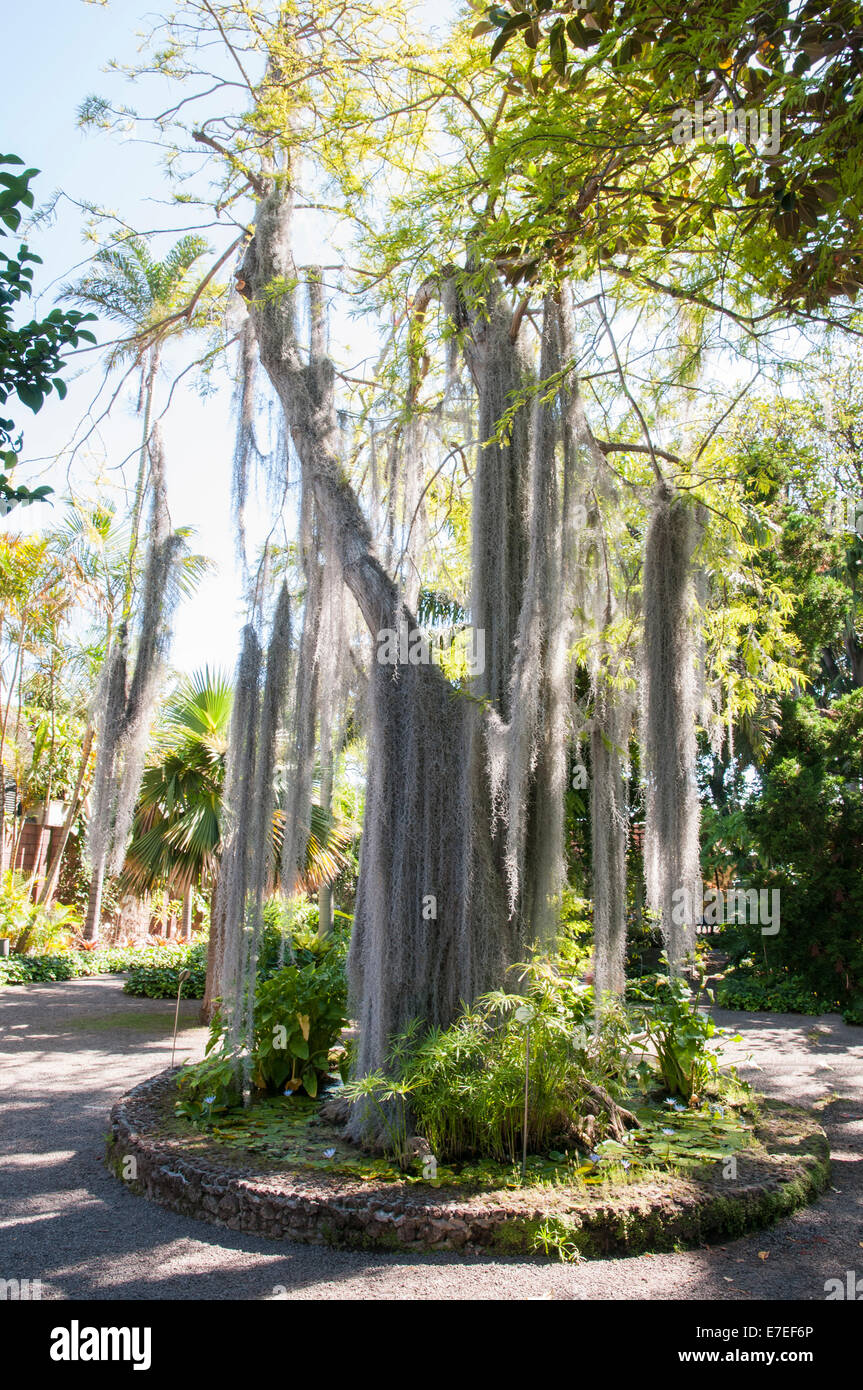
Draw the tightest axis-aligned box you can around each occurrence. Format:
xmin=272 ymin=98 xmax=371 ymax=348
xmin=0 ymin=980 xmax=859 ymax=1300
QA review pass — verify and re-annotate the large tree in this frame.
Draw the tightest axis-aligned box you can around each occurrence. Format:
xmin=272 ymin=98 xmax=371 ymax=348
xmin=0 ymin=156 xmax=95 ymax=512
xmin=72 ymin=0 xmax=834 ymax=1137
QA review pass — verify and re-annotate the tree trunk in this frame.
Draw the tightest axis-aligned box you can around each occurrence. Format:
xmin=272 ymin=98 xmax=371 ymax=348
xmin=39 ymin=726 xmax=94 ymax=907
xmin=83 ymin=863 xmax=105 ymax=943
xmin=180 ymin=885 xmax=194 ymax=941
xmin=240 ymin=191 xmax=514 ymax=1102
xmin=317 ymin=883 xmax=333 ymax=939
xmin=201 ymin=875 xmax=221 ymax=1023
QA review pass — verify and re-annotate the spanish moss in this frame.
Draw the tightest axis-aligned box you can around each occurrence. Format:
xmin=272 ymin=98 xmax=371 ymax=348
xmin=87 ymin=427 xmax=182 ymax=880
xmin=641 ymin=484 xmax=701 ymax=972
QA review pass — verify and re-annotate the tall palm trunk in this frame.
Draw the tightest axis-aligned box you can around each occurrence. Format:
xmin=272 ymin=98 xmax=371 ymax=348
xmin=83 ymin=867 xmax=105 ymax=942
xmin=201 ymin=874 xmax=221 ymax=1023
xmin=38 ymin=726 xmax=93 ymax=907
xmin=180 ymin=884 xmax=194 ymax=941
xmin=84 ymin=349 xmax=160 ymax=944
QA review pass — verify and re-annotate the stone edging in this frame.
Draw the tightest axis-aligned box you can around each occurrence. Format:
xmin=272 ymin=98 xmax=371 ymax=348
xmin=107 ymin=1069 xmax=830 ymax=1258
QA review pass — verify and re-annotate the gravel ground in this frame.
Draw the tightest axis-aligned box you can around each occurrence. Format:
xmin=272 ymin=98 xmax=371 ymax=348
xmin=0 ymin=976 xmax=860 ymax=1301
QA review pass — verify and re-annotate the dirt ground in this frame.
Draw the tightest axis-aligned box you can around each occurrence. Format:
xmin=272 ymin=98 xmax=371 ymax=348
xmin=0 ymin=976 xmax=860 ymax=1300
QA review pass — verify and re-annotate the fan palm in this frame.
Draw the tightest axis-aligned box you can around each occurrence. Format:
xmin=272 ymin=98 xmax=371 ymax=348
xmin=65 ymin=235 xmax=213 ymax=578
xmin=123 ymin=670 xmax=358 ymax=939
xmin=122 ymin=669 xmax=231 ymax=937
xmin=65 ymin=236 xmax=215 ymax=938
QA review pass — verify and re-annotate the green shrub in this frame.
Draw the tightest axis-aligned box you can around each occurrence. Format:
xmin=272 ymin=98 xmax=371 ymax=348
xmin=743 ymin=692 xmax=863 ymax=1008
xmin=344 ymin=959 xmax=634 ymax=1165
xmin=627 ymin=969 xmax=731 ymax=1102
xmin=842 ymin=997 xmax=863 ymax=1027
xmin=0 ymin=936 xmax=209 ymax=988
xmin=0 ymin=953 xmax=77 ymax=984
xmin=174 ymin=1051 xmax=242 ymax=1119
xmin=716 ymin=965 xmax=842 ymax=1016
xmin=123 ymin=941 xmax=208 ymax=998
xmin=176 ymin=922 xmax=348 ymax=1114
xmin=248 ymin=950 xmax=348 ymax=1097
xmin=0 ymin=871 xmax=80 ymax=953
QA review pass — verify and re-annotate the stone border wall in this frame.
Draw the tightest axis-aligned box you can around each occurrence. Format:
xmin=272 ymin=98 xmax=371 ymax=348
xmin=108 ymin=1070 xmax=830 ymax=1258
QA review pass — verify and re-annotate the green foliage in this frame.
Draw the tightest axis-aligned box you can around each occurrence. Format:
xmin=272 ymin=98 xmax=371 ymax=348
xmin=473 ymin=1 xmax=863 ymax=309
xmin=624 ymin=906 xmax=664 ymax=978
xmin=338 ymin=1067 xmax=417 ymax=1165
xmin=743 ymin=692 xmax=863 ymax=1006
xmin=174 ymin=1050 xmax=242 ymax=1119
xmin=343 ymin=952 xmax=747 ymax=1165
xmin=345 ymin=960 xmax=630 ymax=1165
xmin=628 ymin=969 xmax=733 ymax=1103
xmin=596 ymin=1094 xmax=754 ymax=1174
xmin=0 ymin=936 xmax=207 ymax=986
xmin=0 ymin=953 xmax=78 ymax=984
xmin=63 ymin=231 xmax=212 ymax=362
xmin=555 ymin=888 xmax=594 ymax=971
xmin=122 ymin=668 xmax=231 ymax=897
xmin=176 ymin=916 xmax=348 ymax=1113
xmin=248 ymin=949 xmax=348 ymax=1097
xmin=0 ymin=871 xmax=80 ymax=952
xmin=0 ymin=156 xmax=96 ymax=509
xmin=716 ymin=965 xmax=841 ymax=1017
xmin=122 ymin=940 xmax=208 ymax=998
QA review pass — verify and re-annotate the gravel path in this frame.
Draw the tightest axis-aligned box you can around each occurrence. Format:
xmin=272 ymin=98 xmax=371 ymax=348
xmin=0 ymin=977 xmax=860 ymax=1300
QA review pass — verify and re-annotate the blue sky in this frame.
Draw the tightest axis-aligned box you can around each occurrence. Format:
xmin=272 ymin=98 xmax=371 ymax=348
xmin=2 ymin=0 xmax=459 ymax=678
xmin=1 ymin=0 xmax=279 ymax=676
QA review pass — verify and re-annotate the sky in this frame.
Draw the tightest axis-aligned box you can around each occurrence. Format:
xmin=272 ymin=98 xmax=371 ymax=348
xmin=1 ymin=0 xmax=324 ymax=676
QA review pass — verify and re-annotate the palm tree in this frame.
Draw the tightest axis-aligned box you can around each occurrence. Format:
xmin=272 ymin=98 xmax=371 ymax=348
xmin=122 ymin=669 xmax=231 ymax=939
xmin=65 ymin=236 xmax=215 ymax=938
xmin=32 ymin=499 xmax=210 ymax=915
xmin=124 ymin=670 xmax=357 ymax=936
xmin=66 ymin=234 xmax=214 ymax=617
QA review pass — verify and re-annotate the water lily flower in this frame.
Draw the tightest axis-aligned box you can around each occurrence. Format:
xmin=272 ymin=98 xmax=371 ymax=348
xmin=661 ymin=1127 xmax=675 ymax=1136
xmin=323 ymin=1148 xmax=336 ymax=1159
xmin=203 ymin=1095 xmax=215 ymax=1105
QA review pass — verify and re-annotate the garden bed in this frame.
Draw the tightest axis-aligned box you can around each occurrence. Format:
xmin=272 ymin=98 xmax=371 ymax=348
xmin=108 ymin=1069 xmax=830 ymax=1258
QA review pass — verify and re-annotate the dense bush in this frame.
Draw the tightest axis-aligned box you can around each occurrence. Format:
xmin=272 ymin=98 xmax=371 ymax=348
xmin=0 ymin=937 xmax=208 ymax=988
xmin=0 ymin=871 xmax=80 ymax=953
xmin=0 ymin=953 xmax=78 ymax=983
xmin=715 ymin=964 xmax=854 ymax=1018
xmin=344 ymin=960 xmax=639 ymax=1164
xmin=627 ymin=970 xmax=730 ymax=1102
xmin=122 ymin=941 xmax=208 ymax=998
xmin=740 ymin=693 xmax=863 ymax=1010
xmin=247 ymin=949 xmax=348 ymax=1096
xmin=176 ymin=915 xmax=348 ymax=1116
xmin=343 ymin=953 xmax=741 ymax=1165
